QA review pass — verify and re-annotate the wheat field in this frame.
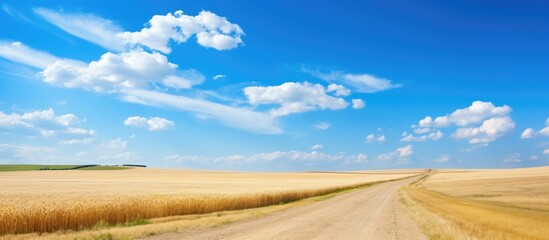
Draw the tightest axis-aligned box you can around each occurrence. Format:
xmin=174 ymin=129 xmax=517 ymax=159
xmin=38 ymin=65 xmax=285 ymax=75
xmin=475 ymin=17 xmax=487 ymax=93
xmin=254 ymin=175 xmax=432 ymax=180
xmin=401 ymin=167 xmax=549 ymax=240
xmin=0 ymin=168 xmax=420 ymax=235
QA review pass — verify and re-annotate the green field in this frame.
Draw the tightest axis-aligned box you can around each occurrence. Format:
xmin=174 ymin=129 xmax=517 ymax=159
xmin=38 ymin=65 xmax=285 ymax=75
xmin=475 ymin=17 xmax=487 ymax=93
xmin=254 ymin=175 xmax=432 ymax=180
xmin=80 ymin=166 xmax=130 ymax=170
xmin=0 ymin=164 xmax=130 ymax=172
xmin=0 ymin=164 xmax=81 ymax=172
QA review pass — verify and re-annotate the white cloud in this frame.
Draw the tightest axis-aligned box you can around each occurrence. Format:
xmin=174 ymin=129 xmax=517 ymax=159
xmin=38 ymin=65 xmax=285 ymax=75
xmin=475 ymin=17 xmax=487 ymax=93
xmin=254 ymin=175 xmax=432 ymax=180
xmin=366 ymin=133 xmax=385 ymax=143
xmin=34 ymin=9 xmax=244 ymax=53
xmin=40 ymin=50 xmax=196 ymax=93
xmin=521 ymin=128 xmax=536 ymax=139
xmin=326 ymin=83 xmax=351 ymax=96
xmin=101 ymin=138 xmax=127 ymax=150
xmin=311 ymin=144 xmax=323 ymax=150
xmin=213 ymin=74 xmax=226 ymax=80
xmin=538 ymin=118 xmax=549 ymax=136
xmin=435 ymin=155 xmax=450 ymax=163
xmin=377 ymin=145 xmax=413 ymax=161
xmin=244 ymin=82 xmax=349 ymax=116
xmin=411 ymin=101 xmax=514 ymax=144
xmin=314 ymin=121 xmax=331 ymax=130
xmin=503 ymin=153 xmax=522 ymax=163
xmin=530 ymin=155 xmax=539 ymax=161
xmin=0 ymin=143 xmax=60 ymax=163
xmin=0 ymin=108 xmax=96 ymax=143
xmin=166 ymin=150 xmax=368 ymax=167
xmin=163 ymin=69 xmax=205 ymax=90
xmin=0 ymin=41 xmax=59 ymax=68
xmin=453 ymin=116 xmax=515 ymax=144
xmin=117 ymin=10 xmax=244 ymax=53
xmin=544 ymin=149 xmax=549 ymax=155
xmin=401 ymin=130 xmax=443 ymax=142
xmin=34 ymin=8 xmax=124 ymax=51
xmin=352 ymin=99 xmax=365 ymax=109
xmin=0 ymin=41 xmax=282 ymax=134
xmin=303 ymin=68 xmax=401 ymax=93
xmin=520 ymin=118 xmax=549 ymax=139
xmin=59 ymin=138 xmax=94 ymax=145
xmin=122 ymin=89 xmax=282 ymax=134
xmin=418 ymin=101 xmax=511 ymax=128
xmin=124 ymin=116 xmax=175 ymax=131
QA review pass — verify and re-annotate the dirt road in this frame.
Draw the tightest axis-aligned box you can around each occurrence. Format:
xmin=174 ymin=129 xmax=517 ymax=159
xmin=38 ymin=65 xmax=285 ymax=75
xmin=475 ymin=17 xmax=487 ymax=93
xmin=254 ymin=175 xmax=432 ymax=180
xmin=143 ymin=177 xmax=426 ymax=240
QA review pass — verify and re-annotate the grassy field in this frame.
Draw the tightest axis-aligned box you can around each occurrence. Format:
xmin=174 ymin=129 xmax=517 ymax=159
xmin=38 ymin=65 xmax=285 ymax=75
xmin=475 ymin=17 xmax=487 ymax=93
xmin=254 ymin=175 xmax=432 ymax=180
xmin=0 ymin=168 xmax=421 ymax=237
xmin=0 ymin=165 xmax=80 ymax=172
xmin=0 ymin=165 xmax=130 ymax=172
xmin=80 ymin=166 xmax=130 ymax=170
xmin=400 ymin=167 xmax=549 ymax=240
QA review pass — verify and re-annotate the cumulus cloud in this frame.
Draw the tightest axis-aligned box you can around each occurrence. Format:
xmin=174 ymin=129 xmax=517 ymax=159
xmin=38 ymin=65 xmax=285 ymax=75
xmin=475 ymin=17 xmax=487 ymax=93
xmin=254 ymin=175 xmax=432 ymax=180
xmin=411 ymin=101 xmax=514 ymax=144
xmin=244 ymin=82 xmax=349 ymax=116
xmin=5 ymin=43 xmax=278 ymax=133
xmin=523 ymin=118 xmax=549 ymax=139
xmin=366 ymin=133 xmax=385 ymax=143
xmin=352 ymin=99 xmax=365 ymax=109
xmin=40 ymin=50 xmax=202 ymax=93
xmin=326 ymin=83 xmax=351 ymax=96
xmin=124 ymin=116 xmax=175 ymax=131
xmin=314 ymin=121 xmax=331 ymax=130
xmin=377 ymin=145 xmax=413 ymax=161
xmin=418 ymin=101 xmax=511 ymax=128
xmin=118 ymin=10 xmax=244 ymax=52
xmin=311 ymin=144 xmax=323 ymax=150
xmin=453 ymin=116 xmax=515 ymax=144
xmin=302 ymin=68 xmax=401 ymax=93
xmin=541 ymin=118 xmax=549 ymax=136
xmin=0 ymin=108 xmax=96 ymax=143
xmin=401 ymin=130 xmax=443 ymax=142
xmin=35 ymin=8 xmax=244 ymax=53
xmin=521 ymin=128 xmax=536 ymax=139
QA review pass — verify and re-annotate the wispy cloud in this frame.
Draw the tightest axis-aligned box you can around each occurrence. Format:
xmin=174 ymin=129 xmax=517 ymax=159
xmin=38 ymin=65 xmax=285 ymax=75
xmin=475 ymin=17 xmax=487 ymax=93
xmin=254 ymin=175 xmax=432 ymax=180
xmin=314 ymin=121 xmax=331 ymax=130
xmin=165 ymin=150 xmax=368 ymax=170
xmin=122 ymin=89 xmax=282 ymax=134
xmin=0 ymin=41 xmax=59 ymax=68
xmin=302 ymin=67 xmax=402 ymax=93
xmin=34 ymin=7 xmax=124 ymax=51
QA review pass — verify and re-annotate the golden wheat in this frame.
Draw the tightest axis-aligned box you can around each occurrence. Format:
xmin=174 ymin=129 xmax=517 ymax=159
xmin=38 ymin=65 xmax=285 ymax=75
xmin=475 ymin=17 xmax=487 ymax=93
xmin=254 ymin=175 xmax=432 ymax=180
xmin=0 ymin=168 xmax=419 ymax=235
xmin=402 ymin=167 xmax=549 ymax=240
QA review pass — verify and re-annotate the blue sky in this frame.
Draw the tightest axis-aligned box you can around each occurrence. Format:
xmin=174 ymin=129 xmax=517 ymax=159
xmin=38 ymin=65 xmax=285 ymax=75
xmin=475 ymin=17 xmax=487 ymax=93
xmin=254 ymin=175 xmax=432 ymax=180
xmin=0 ymin=0 xmax=548 ymax=171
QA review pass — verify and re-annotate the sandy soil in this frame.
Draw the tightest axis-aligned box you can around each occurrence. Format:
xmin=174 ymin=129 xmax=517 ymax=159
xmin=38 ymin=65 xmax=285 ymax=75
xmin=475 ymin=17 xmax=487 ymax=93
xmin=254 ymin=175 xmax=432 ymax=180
xmin=142 ymin=177 xmax=426 ymax=240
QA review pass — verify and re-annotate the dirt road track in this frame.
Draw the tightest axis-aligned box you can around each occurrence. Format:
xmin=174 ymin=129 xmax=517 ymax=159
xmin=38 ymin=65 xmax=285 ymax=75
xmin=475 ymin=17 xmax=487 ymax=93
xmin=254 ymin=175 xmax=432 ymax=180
xmin=143 ymin=177 xmax=426 ymax=240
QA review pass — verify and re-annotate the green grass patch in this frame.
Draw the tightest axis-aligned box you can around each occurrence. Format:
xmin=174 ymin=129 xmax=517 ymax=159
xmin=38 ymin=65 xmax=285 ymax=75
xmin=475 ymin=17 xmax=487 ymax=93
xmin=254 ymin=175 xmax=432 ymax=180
xmin=79 ymin=166 xmax=130 ymax=170
xmin=0 ymin=164 xmax=80 ymax=172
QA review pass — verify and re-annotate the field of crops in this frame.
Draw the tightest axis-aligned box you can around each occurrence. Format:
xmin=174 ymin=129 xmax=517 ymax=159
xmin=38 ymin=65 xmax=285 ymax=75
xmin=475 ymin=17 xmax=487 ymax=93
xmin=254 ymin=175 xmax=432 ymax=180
xmin=400 ymin=167 xmax=549 ymax=240
xmin=0 ymin=168 xmax=420 ymax=235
